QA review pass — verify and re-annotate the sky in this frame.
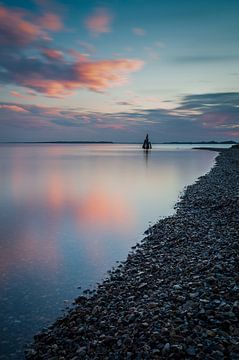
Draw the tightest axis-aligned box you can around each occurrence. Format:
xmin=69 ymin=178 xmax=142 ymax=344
xmin=0 ymin=0 xmax=239 ymax=142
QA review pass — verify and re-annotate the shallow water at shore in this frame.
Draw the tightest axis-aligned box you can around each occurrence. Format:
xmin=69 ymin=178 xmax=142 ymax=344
xmin=0 ymin=144 xmax=229 ymax=359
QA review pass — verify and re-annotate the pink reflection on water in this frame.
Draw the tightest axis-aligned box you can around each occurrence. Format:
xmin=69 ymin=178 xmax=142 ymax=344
xmin=0 ymin=146 xmax=135 ymax=278
xmin=75 ymin=186 xmax=134 ymax=265
xmin=78 ymin=187 xmax=132 ymax=228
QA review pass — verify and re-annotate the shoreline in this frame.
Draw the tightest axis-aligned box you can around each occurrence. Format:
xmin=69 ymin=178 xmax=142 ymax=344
xmin=192 ymin=147 xmax=226 ymax=152
xmin=26 ymin=147 xmax=239 ymax=359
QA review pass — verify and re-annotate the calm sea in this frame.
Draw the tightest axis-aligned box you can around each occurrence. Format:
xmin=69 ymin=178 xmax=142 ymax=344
xmin=0 ymin=144 xmax=230 ymax=359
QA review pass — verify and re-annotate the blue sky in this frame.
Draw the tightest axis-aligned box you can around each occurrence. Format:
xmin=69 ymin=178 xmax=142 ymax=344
xmin=0 ymin=0 xmax=238 ymax=142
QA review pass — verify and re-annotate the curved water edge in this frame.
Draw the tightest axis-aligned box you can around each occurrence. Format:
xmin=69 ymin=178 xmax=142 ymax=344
xmin=26 ymin=146 xmax=239 ymax=359
xmin=0 ymin=144 xmax=230 ymax=359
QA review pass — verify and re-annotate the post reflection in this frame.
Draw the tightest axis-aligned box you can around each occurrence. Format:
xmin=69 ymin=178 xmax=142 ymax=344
xmin=143 ymin=149 xmax=151 ymax=166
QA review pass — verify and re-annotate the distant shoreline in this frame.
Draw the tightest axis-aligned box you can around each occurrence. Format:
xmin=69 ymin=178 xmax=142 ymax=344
xmin=0 ymin=141 xmax=114 ymax=144
xmin=0 ymin=141 xmax=237 ymax=145
xmin=162 ymin=141 xmax=237 ymax=145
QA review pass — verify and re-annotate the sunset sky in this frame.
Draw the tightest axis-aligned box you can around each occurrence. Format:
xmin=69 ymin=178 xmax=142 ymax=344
xmin=0 ymin=0 xmax=239 ymax=142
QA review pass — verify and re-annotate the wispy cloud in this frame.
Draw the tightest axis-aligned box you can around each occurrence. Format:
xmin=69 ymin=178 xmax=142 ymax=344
xmin=174 ymin=54 xmax=239 ymax=63
xmin=178 ymin=92 xmax=239 ymax=109
xmin=154 ymin=41 xmax=165 ymax=48
xmin=10 ymin=91 xmax=26 ymax=99
xmin=116 ymin=95 xmax=171 ymax=109
xmin=95 ymin=123 xmax=126 ymax=130
xmin=132 ymin=27 xmax=146 ymax=36
xmin=78 ymin=41 xmax=96 ymax=55
xmin=37 ymin=13 xmax=62 ymax=31
xmin=144 ymin=46 xmax=160 ymax=61
xmin=0 ymin=104 xmax=29 ymax=113
xmin=85 ymin=8 xmax=113 ymax=36
xmin=42 ymin=48 xmax=64 ymax=60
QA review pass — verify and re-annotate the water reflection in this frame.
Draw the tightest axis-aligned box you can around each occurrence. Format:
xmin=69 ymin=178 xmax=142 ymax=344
xmin=0 ymin=184 xmax=134 ymax=276
xmin=0 ymin=144 xmax=220 ymax=359
xmin=143 ymin=149 xmax=151 ymax=166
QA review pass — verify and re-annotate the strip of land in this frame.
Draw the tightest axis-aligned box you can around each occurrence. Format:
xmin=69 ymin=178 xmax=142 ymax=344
xmin=26 ymin=147 xmax=239 ymax=360
xmin=193 ymin=147 xmax=226 ymax=152
xmin=0 ymin=141 xmax=113 ymax=144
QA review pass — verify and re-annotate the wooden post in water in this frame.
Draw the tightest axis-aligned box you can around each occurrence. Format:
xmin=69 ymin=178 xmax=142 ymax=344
xmin=142 ymin=133 xmax=152 ymax=150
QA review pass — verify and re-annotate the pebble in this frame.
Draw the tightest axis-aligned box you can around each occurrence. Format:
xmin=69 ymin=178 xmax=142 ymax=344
xmin=162 ymin=343 xmax=171 ymax=354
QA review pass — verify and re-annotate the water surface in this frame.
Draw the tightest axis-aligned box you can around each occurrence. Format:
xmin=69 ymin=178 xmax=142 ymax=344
xmin=0 ymin=144 xmax=226 ymax=359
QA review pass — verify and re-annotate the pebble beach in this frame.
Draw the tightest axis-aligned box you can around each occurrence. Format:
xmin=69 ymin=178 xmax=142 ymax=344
xmin=25 ymin=146 xmax=239 ymax=360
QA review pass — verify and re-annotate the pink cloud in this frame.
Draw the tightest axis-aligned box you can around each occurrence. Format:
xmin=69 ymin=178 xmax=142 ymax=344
xmin=0 ymin=6 xmax=144 ymax=98
xmin=7 ymin=57 xmax=144 ymax=96
xmin=132 ymin=27 xmax=146 ymax=36
xmin=42 ymin=48 xmax=64 ymax=60
xmin=10 ymin=91 xmax=25 ymax=98
xmin=0 ymin=6 xmax=62 ymax=46
xmin=0 ymin=104 xmax=29 ymax=113
xmin=0 ymin=6 xmax=43 ymax=45
xmin=68 ymin=49 xmax=89 ymax=62
xmin=85 ymin=8 xmax=113 ymax=35
xmin=26 ymin=90 xmax=37 ymax=96
xmin=201 ymin=113 xmax=232 ymax=128
xmin=21 ymin=79 xmax=70 ymax=97
xmin=37 ymin=13 xmax=62 ymax=31
xmin=10 ymin=90 xmax=37 ymax=99
xmin=73 ymin=59 xmax=144 ymax=92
